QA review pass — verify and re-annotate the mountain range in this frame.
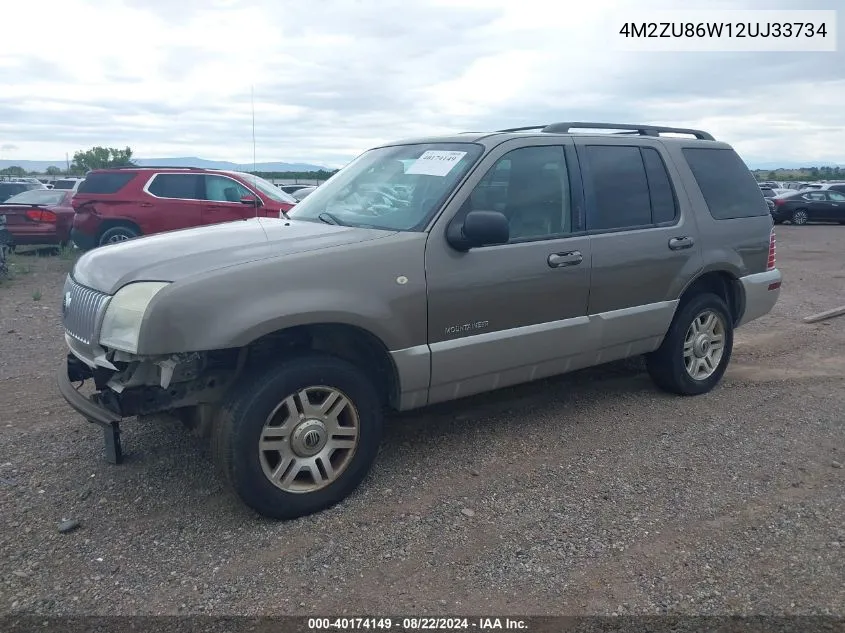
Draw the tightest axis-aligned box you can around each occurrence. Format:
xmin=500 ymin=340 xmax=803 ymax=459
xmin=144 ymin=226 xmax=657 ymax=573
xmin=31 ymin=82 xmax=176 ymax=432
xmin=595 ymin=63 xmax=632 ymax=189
xmin=0 ymin=157 xmax=331 ymax=173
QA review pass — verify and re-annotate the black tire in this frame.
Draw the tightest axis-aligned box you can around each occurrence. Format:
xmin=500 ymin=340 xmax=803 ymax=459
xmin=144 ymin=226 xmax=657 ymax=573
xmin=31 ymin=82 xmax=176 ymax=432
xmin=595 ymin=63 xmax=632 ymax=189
xmin=98 ymin=225 xmax=140 ymax=246
xmin=791 ymin=209 xmax=808 ymax=225
xmin=212 ymin=353 xmax=383 ymax=519
xmin=646 ymin=292 xmax=734 ymax=396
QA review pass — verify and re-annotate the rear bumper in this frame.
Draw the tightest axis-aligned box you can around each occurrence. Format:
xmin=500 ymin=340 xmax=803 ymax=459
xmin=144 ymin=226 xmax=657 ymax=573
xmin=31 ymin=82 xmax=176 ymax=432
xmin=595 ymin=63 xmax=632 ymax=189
xmin=57 ymin=355 xmax=122 ymax=426
xmin=2 ymin=229 xmax=64 ymax=246
xmin=737 ymin=268 xmax=782 ymax=327
xmin=70 ymin=228 xmax=97 ymax=251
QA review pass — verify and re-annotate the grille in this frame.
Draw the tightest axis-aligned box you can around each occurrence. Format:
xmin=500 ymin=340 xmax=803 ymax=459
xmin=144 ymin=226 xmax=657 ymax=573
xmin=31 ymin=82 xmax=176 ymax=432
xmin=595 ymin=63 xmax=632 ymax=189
xmin=62 ymin=276 xmax=110 ymax=345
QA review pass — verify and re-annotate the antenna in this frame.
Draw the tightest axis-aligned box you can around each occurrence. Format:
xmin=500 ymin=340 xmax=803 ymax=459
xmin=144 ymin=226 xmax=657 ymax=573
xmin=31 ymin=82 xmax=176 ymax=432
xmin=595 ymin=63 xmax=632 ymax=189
xmin=251 ymin=85 xmax=258 ymax=219
xmin=250 ymin=85 xmax=289 ymax=221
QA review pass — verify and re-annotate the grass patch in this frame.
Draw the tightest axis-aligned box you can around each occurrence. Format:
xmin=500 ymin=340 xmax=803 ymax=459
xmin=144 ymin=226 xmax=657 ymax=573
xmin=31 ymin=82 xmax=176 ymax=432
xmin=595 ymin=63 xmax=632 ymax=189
xmin=32 ymin=288 xmax=42 ymax=301
xmin=58 ymin=244 xmax=80 ymax=261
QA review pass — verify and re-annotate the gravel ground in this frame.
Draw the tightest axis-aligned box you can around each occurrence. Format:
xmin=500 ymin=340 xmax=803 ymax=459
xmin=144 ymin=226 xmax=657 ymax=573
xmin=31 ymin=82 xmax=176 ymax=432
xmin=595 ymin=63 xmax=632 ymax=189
xmin=0 ymin=227 xmax=843 ymax=617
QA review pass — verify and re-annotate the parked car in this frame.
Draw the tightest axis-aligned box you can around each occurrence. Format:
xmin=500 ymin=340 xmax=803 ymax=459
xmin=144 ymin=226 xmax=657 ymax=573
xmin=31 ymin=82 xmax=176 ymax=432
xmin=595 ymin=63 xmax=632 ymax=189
xmin=0 ymin=215 xmax=10 ymax=278
xmin=278 ymin=184 xmax=313 ymax=194
xmin=0 ymin=181 xmax=46 ymax=202
xmin=0 ymin=189 xmax=75 ymax=247
xmin=58 ymin=121 xmax=781 ymax=520
xmin=0 ymin=176 xmax=46 ymax=187
xmin=760 ymin=187 xmax=789 ymax=199
xmin=770 ymin=189 xmax=845 ymax=225
xmin=69 ymin=167 xmax=297 ymax=249
xmin=291 ymin=185 xmax=317 ymax=201
xmin=818 ymin=182 xmax=845 ymax=194
xmin=51 ymin=177 xmax=84 ymax=191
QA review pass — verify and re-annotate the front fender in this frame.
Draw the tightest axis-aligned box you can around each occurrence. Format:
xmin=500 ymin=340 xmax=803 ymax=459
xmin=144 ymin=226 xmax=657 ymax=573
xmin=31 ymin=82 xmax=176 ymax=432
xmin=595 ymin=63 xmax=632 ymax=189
xmin=136 ymin=233 xmax=429 ymax=354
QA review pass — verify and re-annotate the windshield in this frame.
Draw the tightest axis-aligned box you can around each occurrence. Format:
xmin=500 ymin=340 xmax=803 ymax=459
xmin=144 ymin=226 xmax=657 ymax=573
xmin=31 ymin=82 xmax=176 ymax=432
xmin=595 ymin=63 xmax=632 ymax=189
xmin=5 ymin=190 xmax=67 ymax=205
xmin=288 ymin=142 xmax=483 ymax=231
xmin=233 ymin=172 xmax=297 ymax=204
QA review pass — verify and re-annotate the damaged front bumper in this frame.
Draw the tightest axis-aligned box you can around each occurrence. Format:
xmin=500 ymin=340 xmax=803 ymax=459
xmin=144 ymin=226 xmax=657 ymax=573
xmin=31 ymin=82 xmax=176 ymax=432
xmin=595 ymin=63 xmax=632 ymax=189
xmin=58 ymin=341 xmax=242 ymax=462
xmin=57 ymin=354 xmax=122 ymax=426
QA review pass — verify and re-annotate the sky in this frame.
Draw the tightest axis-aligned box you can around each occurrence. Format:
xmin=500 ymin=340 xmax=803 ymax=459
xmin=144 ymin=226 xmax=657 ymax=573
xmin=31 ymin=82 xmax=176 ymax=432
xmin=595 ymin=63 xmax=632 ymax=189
xmin=1 ymin=0 xmax=843 ymax=169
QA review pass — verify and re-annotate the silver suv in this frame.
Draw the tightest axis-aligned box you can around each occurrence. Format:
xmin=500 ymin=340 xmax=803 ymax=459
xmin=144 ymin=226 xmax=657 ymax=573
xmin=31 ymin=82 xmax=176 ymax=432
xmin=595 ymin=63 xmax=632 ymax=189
xmin=58 ymin=122 xmax=782 ymax=519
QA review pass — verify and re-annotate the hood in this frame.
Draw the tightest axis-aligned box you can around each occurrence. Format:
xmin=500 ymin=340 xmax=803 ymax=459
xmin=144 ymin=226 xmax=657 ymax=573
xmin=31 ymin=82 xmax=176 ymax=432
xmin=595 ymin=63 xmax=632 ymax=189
xmin=73 ymin=217 xmax=393 ymax=294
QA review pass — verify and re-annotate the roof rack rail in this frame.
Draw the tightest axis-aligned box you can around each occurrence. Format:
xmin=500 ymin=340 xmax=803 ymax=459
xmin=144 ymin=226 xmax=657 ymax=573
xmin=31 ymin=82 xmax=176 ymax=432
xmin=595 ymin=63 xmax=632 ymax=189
xmin=540 ymin=122 xmax=715 ymax=140
xmin=495 ymin=125 xmax=548 ymax=133
xmin=105 ymin=165 xmax=206 ymax=170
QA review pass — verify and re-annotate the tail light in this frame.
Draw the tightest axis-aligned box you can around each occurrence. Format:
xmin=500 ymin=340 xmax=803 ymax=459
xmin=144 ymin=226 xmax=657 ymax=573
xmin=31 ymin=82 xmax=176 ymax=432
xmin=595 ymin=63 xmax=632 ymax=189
xmin=767 ymin=228 xmax=776 ymax=271
xmin=773 ymin=198 xmax=786 ymax=206
xmin=26 ymin=209 xmax=57 ymax=223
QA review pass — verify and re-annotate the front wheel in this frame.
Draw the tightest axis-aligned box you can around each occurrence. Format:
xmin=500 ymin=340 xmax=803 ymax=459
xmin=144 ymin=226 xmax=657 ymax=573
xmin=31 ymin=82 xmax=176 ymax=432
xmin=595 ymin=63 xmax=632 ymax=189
xmin=646 ymin=293 xmax=734 ymax=396
xmin=791 ymin=209 xmax=809 ymax=225
xmin=212 ymin=354 xmax=383 ymax=519
xmin=98 ymin=225 xmax=140 ymax=246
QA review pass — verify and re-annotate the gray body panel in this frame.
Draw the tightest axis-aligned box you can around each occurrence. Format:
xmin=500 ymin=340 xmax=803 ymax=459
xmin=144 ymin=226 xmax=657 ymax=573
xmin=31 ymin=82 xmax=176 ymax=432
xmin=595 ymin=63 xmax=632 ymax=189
xmin=63 ymin=128 xmax=782 ymax=416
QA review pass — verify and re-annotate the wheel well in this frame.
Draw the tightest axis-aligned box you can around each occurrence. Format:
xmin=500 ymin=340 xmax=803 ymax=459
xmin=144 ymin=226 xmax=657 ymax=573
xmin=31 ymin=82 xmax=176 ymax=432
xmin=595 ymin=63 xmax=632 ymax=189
xmin=97 ymin=219 xmax=142 ymax=240
xmin=243 ymin=323 xmax=400 ymax=409
xmin=679 ymin=271 xmax=743 ymax=326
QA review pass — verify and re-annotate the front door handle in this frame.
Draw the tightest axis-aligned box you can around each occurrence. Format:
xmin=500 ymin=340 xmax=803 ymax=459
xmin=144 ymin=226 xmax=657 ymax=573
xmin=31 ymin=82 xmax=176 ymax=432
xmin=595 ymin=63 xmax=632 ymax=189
xmin=668 ymin=236 xmax=694 ymax=250
xmin=548 ymin=251 xmax=583 ymax=268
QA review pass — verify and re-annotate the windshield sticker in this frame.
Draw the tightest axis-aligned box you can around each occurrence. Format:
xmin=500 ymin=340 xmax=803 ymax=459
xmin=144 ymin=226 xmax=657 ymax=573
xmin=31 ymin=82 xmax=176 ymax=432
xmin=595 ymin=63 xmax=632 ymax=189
xmin=405 ymin=151 xmax=467 ymax=177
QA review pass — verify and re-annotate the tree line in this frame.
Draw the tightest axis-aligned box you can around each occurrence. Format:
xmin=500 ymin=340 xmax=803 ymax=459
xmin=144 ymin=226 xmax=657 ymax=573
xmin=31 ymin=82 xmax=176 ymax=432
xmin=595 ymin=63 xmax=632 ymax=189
xmin=754 ymin=166 xmax=845 ymax=182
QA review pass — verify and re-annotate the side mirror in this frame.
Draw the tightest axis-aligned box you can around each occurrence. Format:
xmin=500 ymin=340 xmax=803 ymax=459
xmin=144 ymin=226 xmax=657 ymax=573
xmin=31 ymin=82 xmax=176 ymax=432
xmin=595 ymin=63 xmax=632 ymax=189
xmin=240 ymin=194 xmax=261 ymax=206
xmin=446 ymin=210 xmax=510 ymax=251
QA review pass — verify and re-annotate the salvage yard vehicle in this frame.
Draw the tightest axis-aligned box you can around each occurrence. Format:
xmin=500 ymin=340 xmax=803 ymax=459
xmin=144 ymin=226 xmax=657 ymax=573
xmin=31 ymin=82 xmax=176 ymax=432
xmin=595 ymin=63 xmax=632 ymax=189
xmin=69 ymin=167 xmax=297 ymax=249
xmin=0 ymin=189 xmax=75 ymax=247
xmin=57 ymin=122 xmax=782 ymax=520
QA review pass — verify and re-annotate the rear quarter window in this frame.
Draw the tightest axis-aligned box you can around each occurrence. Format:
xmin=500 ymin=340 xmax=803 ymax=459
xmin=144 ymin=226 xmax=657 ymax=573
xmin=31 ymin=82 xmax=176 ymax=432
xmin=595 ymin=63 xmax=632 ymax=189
xmin=76 ymin=172 xmax=136 ymax=195
xmin=682 ymin=148 xmax=768 ymax=219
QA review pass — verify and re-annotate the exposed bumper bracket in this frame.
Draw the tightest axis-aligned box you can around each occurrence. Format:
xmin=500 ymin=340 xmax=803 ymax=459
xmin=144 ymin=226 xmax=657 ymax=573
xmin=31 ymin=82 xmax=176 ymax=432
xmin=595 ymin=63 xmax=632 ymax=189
xmin=57 ymin=357 xmax=125 ymax=464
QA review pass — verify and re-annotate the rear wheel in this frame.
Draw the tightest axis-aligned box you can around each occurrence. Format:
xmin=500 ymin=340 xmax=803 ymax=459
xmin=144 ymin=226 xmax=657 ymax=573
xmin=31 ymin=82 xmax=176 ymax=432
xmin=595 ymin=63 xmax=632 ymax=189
xmin=791 ymin=209 xmax=808 ymax=225
xmin=212 ymin=354 xmax=383 ymax=519
xmin=646 ymin=293 xmax=734 ymax=396
xmin=98 ymin=225 xmax=140 ymax=246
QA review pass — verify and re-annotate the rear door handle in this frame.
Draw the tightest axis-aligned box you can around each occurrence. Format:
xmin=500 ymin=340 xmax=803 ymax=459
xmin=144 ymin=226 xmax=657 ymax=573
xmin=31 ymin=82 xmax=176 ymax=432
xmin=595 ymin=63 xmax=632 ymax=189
xmin=668 ymin=236 xmax=694 ymax=250
xmin=548 ymin=251 xmax=583 ymax=268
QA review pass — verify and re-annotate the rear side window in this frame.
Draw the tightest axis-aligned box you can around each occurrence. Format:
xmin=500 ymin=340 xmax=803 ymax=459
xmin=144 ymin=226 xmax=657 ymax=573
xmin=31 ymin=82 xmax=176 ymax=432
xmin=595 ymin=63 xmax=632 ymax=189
xmin=583 ymin=145 xmax=678 ymax=231
xmin=584 ymin=145 xmax=651 ymax=230
xmin=147 ymin=174 xmax=202 ymax=199
xmin=682 ymin=148 xmax=768 ymax=219
xmin=77 ymin=172 xmax=136 ymax=195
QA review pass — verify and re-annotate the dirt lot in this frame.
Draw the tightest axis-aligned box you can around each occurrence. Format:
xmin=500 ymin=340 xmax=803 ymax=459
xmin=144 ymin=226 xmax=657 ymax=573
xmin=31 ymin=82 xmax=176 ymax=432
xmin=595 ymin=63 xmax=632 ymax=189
xmin=0 ymin=227 xmax=843 ymax=617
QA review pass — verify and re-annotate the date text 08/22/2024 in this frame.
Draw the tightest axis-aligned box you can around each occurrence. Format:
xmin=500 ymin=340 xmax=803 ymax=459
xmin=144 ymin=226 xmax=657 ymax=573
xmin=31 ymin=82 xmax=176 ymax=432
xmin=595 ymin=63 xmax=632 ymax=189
xmin=307 ymin=617 xmax=528 ymax=630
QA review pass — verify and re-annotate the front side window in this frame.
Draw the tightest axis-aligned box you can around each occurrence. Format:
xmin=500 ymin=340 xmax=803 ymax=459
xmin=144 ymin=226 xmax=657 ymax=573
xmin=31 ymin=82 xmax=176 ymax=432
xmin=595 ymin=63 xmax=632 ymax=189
xmin=460 ymin=145 xmax=572 ymax=241
xmin=147 ymin=174 xmax=202 ymax=200
xmin=204 ymin=175 xmax=252 ymax=202
xmin=289 ymin=143 xmax=483 ymax=231
xmin=827 ymin=191 xmax=845 ymax=201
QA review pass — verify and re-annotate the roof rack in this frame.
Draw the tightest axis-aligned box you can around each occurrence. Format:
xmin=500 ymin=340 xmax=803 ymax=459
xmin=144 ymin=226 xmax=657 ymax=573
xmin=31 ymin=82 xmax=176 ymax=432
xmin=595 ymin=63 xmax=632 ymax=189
xmin=105 ymin=165 xmax=206 ymax=170
xmin=495 ymin=125 xmax=548 ymax=133
xmin=496 ymin=121 xmax=715 ymax=141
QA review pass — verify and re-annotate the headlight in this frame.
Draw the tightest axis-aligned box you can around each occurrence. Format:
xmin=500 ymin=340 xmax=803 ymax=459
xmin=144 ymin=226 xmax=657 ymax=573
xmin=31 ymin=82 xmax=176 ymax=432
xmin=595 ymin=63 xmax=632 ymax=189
xmin=99 ymin=282 xmax=170 ymax=354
